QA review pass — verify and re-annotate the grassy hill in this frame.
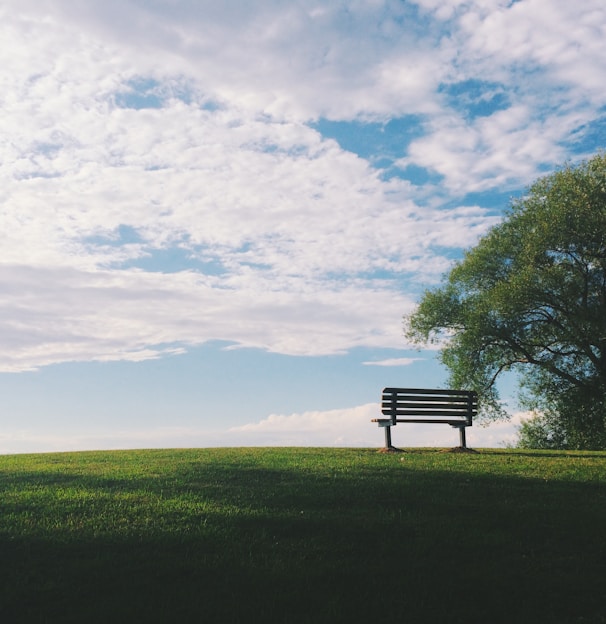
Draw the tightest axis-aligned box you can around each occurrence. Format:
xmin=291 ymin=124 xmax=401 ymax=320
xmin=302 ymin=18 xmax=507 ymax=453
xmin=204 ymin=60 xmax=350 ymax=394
xmin=1 ymin=447 xmax=605 ymax=623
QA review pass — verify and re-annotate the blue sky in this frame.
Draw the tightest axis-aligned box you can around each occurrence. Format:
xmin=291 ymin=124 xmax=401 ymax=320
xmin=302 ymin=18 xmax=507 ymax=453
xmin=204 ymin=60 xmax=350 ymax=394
xmin=1 ymin=0 xmax=605 ymax=453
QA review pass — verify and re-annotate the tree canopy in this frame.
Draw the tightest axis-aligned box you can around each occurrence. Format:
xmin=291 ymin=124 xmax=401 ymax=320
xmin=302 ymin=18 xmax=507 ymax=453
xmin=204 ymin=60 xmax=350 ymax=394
xmin=406 ymin=153 xmax=606 ymax=449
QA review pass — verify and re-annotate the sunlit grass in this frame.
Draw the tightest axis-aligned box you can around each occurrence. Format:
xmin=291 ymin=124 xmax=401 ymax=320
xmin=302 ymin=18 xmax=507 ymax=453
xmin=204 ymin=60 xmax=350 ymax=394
xmin=1 ymin=448 xmax=605 ymax=623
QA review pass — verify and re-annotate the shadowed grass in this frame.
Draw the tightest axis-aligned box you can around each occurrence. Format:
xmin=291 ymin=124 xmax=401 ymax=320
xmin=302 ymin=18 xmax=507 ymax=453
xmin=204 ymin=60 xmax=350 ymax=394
xmin=0 ymin=448 xmax=605 ymax=623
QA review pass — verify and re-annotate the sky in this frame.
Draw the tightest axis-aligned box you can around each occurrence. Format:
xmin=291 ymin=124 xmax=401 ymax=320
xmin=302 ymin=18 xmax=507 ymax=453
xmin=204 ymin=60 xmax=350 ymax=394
xmin=1 ymin=0 xmax=605 ymax=454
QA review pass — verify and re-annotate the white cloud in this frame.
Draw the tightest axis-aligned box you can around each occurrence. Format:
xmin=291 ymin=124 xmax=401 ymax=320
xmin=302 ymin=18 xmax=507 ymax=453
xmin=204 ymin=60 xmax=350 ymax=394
xmin=1 ymin=0 xmax=605 ymax=374
xmin=460 ymin=0 xmax=606 ymax=93
xmin=0 ymin=12 xmax=503 ymax=369
xmin=401 ymin=0 xmax=606 ymax=191
xmin=402 ymin=108 xmax=573 ymax=194
xmin=1 ymin=1 xmax=441 ymax=121
xmin=363 ymin=358 xmax=422 ymax=367
xmin=0 ymin=264 xmax=419 ymax=371
xmin=0 ymin=405 xmax=536 ymax=454
xmin=227 ymin=403 xmax=521 ymax=449
xmin=229 ymin=404 xmax=379 ymax=447
xmin=469 ymin=412 xmax=526 ymax=448
xmin=0 ymin=426 xmax=228 ymax=455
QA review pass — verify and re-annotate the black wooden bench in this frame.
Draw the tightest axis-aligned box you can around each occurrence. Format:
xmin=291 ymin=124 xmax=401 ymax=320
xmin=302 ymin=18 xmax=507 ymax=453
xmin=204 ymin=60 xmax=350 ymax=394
xmin=372 ymin=387 xmax=477 ymax=452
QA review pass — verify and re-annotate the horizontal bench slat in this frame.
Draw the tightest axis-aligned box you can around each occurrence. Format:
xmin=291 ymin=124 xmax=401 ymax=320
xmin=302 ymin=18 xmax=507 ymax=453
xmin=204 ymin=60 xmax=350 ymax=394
xmin=374 ymin=415 xmax=468 ymax=421
xmin=383 ymin=394 xmax=476 ymax=405
xmin=382 ymin=402 xmax=472 ymax=410
xmin=383 ymin=387 xmax=474 ymax=397
xmin=383 ymin=409 xmax=467 ymax=418
xmin=382 ymin=395 xmax=473 ymax=402
xmin=394 ymin=418 xmax=468 ymax=424
xmin=382 ymin=397 xmax=477 ymax=404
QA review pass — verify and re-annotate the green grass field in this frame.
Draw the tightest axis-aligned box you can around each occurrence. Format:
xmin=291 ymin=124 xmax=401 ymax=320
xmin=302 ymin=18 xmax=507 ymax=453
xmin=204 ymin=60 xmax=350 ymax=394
xmin=1 ymin=447 xmax=605 ymax=623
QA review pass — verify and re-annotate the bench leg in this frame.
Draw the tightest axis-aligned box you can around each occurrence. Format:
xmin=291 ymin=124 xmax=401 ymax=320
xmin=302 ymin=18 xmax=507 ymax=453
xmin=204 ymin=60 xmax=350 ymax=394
xmin=384 ymin=425 xmax=392 ymax=449
xmin=459 ymin=426 xmax=467 ymax=449
xmin=379 ymin=425 xmax=402 ymax=453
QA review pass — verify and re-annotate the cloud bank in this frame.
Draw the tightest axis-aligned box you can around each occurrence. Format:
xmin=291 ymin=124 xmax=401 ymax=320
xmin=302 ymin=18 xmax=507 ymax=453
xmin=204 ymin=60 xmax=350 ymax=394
xmin=1 ymin=0 xmax=605 ymax=372
xmin=0 ymin=403 xmax=524 ymax=454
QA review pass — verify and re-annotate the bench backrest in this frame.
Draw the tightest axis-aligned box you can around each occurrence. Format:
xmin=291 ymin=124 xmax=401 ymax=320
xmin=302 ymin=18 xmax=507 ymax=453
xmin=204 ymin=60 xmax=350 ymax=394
xmin=381 ymin=387 xmax=477 ymax=426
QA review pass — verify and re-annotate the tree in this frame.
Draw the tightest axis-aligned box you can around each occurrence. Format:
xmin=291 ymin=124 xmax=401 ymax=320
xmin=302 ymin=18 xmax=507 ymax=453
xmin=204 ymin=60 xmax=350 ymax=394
xmin=405 ymin=153 xmax=606 ymax=449
xmin=515 ymin=411 xmax=567 ymax=450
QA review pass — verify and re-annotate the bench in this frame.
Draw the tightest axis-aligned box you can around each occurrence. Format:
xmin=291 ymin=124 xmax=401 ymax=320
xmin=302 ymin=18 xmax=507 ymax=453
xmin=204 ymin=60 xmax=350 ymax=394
xmin=372 ymin=387 xmax=477 ymax=452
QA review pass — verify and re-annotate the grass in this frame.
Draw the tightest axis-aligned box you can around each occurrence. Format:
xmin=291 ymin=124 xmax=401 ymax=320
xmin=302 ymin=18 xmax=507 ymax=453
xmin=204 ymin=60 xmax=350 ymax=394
xmin=0 ymin=447 xmax=605 ymax=623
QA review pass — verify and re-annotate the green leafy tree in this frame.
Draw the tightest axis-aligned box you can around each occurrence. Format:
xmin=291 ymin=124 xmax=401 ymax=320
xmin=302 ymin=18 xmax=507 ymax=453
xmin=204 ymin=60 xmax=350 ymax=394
xmin=515 ymin=410 xmax=568 ymax=450
xmin=406 ymin=154 xmax=606 ymax=449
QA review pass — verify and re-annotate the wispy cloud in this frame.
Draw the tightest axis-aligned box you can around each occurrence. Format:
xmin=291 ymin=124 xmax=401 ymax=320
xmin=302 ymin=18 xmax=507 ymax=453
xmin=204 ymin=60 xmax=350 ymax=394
xmin=230 ymin=404 xmax=524 ymax=449
xmin=0 ymin=404 xmax=546 ymax=454
xmin=1 ymin=0 xmax=604 ymax=374
xmin=362 ymin=358 xmax=423 ymax=367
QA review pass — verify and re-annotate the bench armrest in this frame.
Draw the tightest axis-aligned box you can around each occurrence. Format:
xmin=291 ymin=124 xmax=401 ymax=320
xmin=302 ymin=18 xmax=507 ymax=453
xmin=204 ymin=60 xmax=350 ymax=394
xmin=371 ymin=418 xmax=394 ymax=428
